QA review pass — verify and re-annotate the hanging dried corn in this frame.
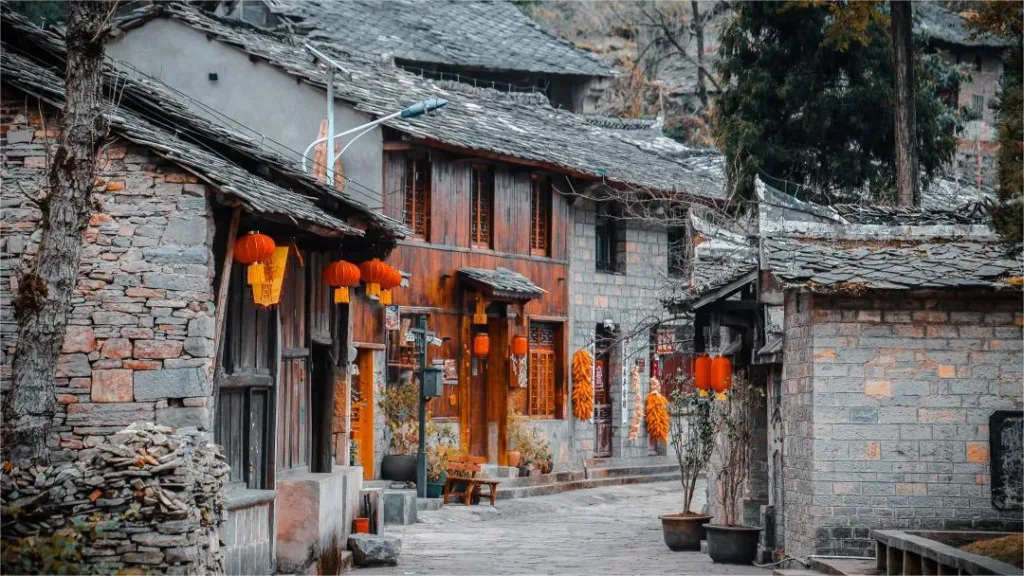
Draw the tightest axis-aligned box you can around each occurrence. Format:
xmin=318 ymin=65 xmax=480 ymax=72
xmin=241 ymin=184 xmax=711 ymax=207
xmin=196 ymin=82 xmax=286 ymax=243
xmin=571 ymin=349 xmax=594 ymax=421
xmin=628 ymin=362 xmax=643 ymax=441
xmin=645 ymin=376 xmax=670 ymax=443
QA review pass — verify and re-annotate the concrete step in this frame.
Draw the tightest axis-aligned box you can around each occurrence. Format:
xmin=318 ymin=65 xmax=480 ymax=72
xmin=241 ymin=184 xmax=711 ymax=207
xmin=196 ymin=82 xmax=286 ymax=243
xmin=495 ymin=472 xmax=679 ymax=500
xmin=808 ymin=558 xmax=880 ymax=576
xmin=773 ymin=570 xmax=822 ymax=576
xmin=417 ymin=497 xmax=443 ymax=512
xmin=497 ymin=463 xmax=679 ymax=489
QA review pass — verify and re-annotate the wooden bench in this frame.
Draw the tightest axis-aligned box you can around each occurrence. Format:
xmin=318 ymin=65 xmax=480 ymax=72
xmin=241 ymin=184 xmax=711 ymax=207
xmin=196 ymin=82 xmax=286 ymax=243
xmin=442 ymin=456 xmax=500 ymax=506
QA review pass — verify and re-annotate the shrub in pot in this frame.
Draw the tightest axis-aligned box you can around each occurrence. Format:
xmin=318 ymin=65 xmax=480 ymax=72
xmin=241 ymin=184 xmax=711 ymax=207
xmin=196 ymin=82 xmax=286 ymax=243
xmin=659 ymin=378 xmax=719 ymax=551
xmin=705 ymin=375 xmax=763 ymax=565
xmin=426 ymin=420 xmax=458 ymax=498
xmin=380 ymin=380 xmax=419 ymax=482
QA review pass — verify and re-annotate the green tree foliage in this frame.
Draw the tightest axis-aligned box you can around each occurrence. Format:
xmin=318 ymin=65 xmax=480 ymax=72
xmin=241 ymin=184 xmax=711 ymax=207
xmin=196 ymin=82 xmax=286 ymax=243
xmin=966 ymin=2 xmax=1023 ymax=247
xmin=713 ymin=2 xmax=966 ymax=202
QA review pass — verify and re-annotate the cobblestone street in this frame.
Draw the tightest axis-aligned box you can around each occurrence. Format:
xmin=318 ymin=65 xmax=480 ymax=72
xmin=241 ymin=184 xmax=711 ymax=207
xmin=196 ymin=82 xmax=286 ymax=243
xmin=363 ymin=481 xmax=769 ymax=575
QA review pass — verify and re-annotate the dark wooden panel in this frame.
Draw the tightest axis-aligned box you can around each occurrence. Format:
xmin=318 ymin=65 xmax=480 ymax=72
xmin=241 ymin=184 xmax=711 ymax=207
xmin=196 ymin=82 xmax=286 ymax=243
xmin=430 ymin=157 xmax=470 ymax=246
xmin=309 ymin=252 xmax=332 ymax=342
xmin=224 ymin=263 xmax=274 ymax=376
xmin=249 ymin=388 xmax=268 ymax=489
xmin=493 ymin=167 xmax=531 ymax=255
xmin=277 ymin=357 xmax=310 ymax=471
xmin=551 ymin=185 xmax=569 ymax=261
xmin=279 ymin=251 xmax=307 ymax=350
xmin=350 ymin=293 xmax=383 ymax=345
xmin=383 ymin=151 xmax=407 ymax=221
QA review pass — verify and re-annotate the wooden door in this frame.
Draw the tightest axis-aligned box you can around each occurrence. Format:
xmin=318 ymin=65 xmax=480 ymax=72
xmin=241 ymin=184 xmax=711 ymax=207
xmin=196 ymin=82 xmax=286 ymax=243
xmin=594 ymin=358 xmax=613 ymax=457
xmin=351 ymin=349 xmax=375 ymax=480
xmin=469 ymin=328 xmax=488 ymax=458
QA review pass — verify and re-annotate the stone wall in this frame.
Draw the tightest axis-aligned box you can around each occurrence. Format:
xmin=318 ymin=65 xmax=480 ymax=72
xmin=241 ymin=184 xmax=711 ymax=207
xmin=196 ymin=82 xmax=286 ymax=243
xmin=781 ymin=289 xmax=1024 ymax=557
xmin=568 ymin=199 xmax=670 ymax=461
xmin=0 ymin=94 xmax=218 ymax=459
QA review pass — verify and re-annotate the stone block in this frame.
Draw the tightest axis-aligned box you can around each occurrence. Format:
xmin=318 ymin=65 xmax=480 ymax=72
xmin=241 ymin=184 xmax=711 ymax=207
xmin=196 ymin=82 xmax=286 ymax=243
xmin=142 ymin=246 xmax=208 ymax=264
xmin=92 ymin=369 xmax=134 ymax=403
xmin=187 ymin=316 xmax=215 ymax=338
xmin=142 ymin=273 xmax=209 ymax=292
xmin=183 ymin=337 xmax=214 ymax=358
xmin=101 ymin=338 xmax=133 ymax=359
xmin=92 ymin=310 xmax=137 ymax=325
xmin=348 ymin=534 xmax=401 ymax=567
xmin=134 ymin=367 xmax=205 ymax=400
xmin=63 ymin=326 xmax=97 ymax=353
xmin=134 ymin=339 xmax=184 ymax=359
xmin=383 ymin=489 xmax=418 ymax=525
xmin=156 ymin=406 xmax=208 ymax=430
xmin=277 ymin=467 xmax=362 ymax=574
xmin=161 ymin=217 xmax=208 ymax=246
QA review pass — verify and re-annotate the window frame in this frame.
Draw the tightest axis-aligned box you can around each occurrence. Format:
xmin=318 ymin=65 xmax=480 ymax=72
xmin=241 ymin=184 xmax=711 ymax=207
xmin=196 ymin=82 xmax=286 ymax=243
xmin=526 ymin=321 xmax=562 ymax=420
xmin=667 ymin=226 xmax=688 ymax=278
xmin=403 ymin=155 xmax=431 ymax=239
xmin=530 ymin=175 xmax=552 ymax=257
xmin=470 ymin=164 xmax=494 ymax=249
xmin=595 ymin=203 xmax=621 ymax=274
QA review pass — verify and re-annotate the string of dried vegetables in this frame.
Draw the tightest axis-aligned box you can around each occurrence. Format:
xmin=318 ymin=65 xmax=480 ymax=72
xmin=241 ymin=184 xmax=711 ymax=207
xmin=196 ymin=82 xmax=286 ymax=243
xmin=571 ymin=349 xmax=594 ymax=420
xmin=645 ymin=376 xmax=670 ymax=443
xmin=628 ymin=363 xmax=643 ymax=441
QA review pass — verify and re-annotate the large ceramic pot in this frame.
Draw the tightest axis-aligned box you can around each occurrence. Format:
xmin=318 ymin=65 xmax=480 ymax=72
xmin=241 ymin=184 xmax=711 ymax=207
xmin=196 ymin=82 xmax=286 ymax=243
xmin=659 ymin=513 xmax=712 ymax=551
xmin=704 ymin=524 xmax=761 ymax=565
xmin=380 ymin=454 xmax=417 ymax=482
xmin=507 ymin=450 xmax=521 ymax=467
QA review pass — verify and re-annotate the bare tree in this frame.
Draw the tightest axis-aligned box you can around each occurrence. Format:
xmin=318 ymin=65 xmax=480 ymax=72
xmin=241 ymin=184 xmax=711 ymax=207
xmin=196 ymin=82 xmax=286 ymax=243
xmin=890 ymin=0 xmax=919 ymax=207
xmin=4 ymin=0 xmax=115 ymax=464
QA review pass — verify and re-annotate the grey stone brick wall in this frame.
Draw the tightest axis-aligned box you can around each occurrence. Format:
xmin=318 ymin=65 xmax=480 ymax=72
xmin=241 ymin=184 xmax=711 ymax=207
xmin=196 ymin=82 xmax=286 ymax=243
xmin=567 ymin=199 xmax=671 ymax=461
xmin=781 ymin=290 xmax=1024 ymax=557
xmin=1 ymin=95 xmax=217 ymax=462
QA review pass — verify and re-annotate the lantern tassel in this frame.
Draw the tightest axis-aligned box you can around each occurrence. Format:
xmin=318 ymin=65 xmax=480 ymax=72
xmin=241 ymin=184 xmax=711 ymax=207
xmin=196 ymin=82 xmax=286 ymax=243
xmin=366 ymin=282 xmax=380 ymax=297
xmin=715 ymin=392 xmax=727 ymax=401
xmin=699 ymin=389 xmax=709 ymax=398
xmin=333 ymin=287 xmax=349 ymax=304
xmin=247 ymin=262 xmax=265 ymax=286
xmin=380 ymin=289 xmax=392 ymax=305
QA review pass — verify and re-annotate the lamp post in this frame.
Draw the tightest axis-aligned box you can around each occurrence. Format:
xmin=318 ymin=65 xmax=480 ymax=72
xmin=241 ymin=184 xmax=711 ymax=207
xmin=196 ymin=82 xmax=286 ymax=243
xmin=409 ymin=315 xmax=444 ymax=498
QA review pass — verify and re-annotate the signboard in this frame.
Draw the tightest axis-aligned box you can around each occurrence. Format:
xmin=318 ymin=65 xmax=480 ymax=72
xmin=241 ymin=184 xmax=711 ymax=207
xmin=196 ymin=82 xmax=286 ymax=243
xmin=252 ymin=246 xmax=291 ymax=307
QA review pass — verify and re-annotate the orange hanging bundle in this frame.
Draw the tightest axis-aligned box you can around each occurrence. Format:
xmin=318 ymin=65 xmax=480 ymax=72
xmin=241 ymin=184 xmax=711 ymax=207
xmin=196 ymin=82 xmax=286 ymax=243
xmin=571 ymin=349 xmax=594 ymax=421
xmin=645 ymin=376 xmax=670 ymax=443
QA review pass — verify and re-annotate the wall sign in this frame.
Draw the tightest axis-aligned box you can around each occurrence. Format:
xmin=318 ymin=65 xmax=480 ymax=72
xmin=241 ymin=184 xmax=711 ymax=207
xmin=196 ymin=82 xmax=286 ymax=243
xmin=991 ymin=410 xmax=1023 ymax=510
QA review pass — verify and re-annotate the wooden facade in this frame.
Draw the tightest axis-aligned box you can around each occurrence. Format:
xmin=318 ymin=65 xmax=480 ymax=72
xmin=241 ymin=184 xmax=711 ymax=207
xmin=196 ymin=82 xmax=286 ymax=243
xmin=352 ymin=147 xmax=573 ymax=466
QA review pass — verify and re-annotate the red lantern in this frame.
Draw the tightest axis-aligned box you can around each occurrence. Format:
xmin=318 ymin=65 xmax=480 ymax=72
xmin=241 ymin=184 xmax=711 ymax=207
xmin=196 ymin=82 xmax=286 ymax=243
xmin=378 ymin=265 xmax=402 ymax=305
xmin=234 ymin=232 xmax=276 ymax=285
xmin=359 ymin=259 xmax=389 ymax=297
xmin=322 ymin=260 xmax=361 ymax=304
xmin=473 ymin=333 xmax=490 ymax=358
xmin=711 ymin=356 xmax=732 ymax=399
xmin=511 ymin=335 xmax=528 ymax=356
xmin=694 ymin=355 xmax=712 ymax=397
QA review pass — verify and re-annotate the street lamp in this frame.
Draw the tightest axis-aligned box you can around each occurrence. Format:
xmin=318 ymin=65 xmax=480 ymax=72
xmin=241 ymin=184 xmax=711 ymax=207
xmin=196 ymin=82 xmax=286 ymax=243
xmin=301 ymin=98 xmax=448 ymax=179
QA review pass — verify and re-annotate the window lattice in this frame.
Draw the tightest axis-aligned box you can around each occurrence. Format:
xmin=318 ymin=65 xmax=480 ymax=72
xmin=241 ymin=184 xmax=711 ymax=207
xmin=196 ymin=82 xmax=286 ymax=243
xmin=471 ymin=166 xmax=493 ymax=247
xmin=531 ymin=177 xmax=551 ymax=256
xmin=404 ymin=157 xmax=431 ymax=237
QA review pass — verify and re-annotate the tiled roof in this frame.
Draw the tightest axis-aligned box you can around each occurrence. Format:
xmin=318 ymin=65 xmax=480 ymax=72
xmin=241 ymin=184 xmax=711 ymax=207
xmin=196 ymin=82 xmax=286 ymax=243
xmin=916 ymin=2 xmax=1015 ymax=49
xmin=762 ymin=235 xmax=1019 ymax=291
xmin=459 ymin=267 xmax=545 ymax=299
xmin=1 ymin=7 xmax=408 ymax=242
xmin=267 ymin=0 xmax=613 ymax=77
xmin=113 ymin=3 xmax=726 ymax=201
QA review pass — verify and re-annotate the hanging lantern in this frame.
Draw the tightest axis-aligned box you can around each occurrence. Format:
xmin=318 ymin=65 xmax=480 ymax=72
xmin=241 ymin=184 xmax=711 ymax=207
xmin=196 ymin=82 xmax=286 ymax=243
xmin=379 ymin=265 xmax=402 ymax=306
xmin=359 ymin=259 xmax=389 ymax=297
xmin=234 ymin=232 xmax=276 ymax=285
xmin=511 ymin=335 xmax=528 ymax=357
xmin=473 ymin=333 xmax=490 ymax=358
xmin=694 ymin=355 xmax=712 ymax=397
xmin=322 ymin=260 xmax=361 ymax=304
xmin=711 ymin=356 xmax=732 ymax=400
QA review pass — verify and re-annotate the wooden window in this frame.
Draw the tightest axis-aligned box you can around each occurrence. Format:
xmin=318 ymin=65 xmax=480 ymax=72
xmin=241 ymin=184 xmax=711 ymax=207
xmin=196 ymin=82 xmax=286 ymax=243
xmin=404 ymin=156 xmax=431 ymax=238
xmin=595 ymin=204 xmax=620 ymax=273
xmin=668 ymin=227 xmax=688 ymax=278
xmin=527 ymin=322 xmax=558 ymax=418
xmin=531 ymin=176 xmax=552 ymax=256
xmin=470 ymin=166 xmax=494 ymax=248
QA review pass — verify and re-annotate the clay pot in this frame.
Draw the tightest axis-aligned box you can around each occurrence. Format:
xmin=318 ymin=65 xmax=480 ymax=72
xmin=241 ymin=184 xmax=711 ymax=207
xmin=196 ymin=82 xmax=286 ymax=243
xmin=704 ymin=524 xmax=761 ymax=564
xmin=507 ymin=450 xmax=521 ymax=467
xmin=659 ymin=513 xmax=712 ymax=551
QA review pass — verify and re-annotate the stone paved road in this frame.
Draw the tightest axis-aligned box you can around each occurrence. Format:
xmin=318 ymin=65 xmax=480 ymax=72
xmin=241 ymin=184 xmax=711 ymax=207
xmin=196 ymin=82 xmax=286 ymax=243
xmin=362 ymin=481 xmax=770 ymax=575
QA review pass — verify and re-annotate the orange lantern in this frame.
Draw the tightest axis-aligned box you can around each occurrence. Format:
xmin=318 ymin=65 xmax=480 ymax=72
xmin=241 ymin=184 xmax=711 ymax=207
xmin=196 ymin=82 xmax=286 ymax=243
xmin=233 ymin=231 xmax=276 ymax=285
xmin=694 ymin=355 xmax=712 ymax=397
xmin=473 ymin=333 xmax=490 ymax=358
xmin=359 ymin=259 xmax=389 ymax=297
xmin=379 ymin=265 xmax=402 ymax=306
xmin=711 ymin=356 xmax=732 ymax=400
xmin=511 ymin=335 xmax=528 ymax=356
xmin=322 ymin=260 xmax=361 ymax=304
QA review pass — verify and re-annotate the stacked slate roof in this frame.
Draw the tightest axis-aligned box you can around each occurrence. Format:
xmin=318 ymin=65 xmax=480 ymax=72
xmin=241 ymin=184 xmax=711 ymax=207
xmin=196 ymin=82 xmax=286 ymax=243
xmin=113 ymin=3 xmax=727 ymax=201
xmin=265 ymin=0 xmax=613 ymax=77
xmin=1 ymin=6 xmax=408 ymax=241
xmin=915 ymin=2 xmax=1016 ymax=49
xmin=459 ymin=267 xmax=546 ymax=299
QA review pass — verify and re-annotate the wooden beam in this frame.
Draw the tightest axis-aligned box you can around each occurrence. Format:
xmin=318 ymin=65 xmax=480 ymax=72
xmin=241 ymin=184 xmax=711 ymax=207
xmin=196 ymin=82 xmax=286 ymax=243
xmin=458 ymin=296 xmax=472 ymax=455
xmin=382 ymin=141 xmax=416 ymax=151
xmin=210 ymin=207 xmax=241 ymax=431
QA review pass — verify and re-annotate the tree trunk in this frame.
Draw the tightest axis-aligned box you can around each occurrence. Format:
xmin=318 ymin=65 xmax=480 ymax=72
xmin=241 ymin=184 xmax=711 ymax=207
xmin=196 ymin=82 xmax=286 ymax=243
xmin=891 ymin=0 xmax=919 ymax=207
xmin=3 ymin=0 xmax=112 ymax=464
xmin=691 ymin=0 xmax=709 ymax=109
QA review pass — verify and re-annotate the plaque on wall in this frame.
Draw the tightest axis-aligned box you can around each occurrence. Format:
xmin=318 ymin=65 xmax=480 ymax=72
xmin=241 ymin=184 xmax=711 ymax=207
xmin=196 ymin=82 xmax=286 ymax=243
xmin=991 ymin=410 xmax=1023 ymax=510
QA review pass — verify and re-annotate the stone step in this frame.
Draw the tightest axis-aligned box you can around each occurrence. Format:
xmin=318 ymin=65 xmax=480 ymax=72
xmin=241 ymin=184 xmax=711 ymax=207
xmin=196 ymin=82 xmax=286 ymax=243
xmin=495 ymin=472 xmax=680 ymax=500
xmin=497 ymin=463 xmax=679 ymax=488
xmin=417 ymin=497 xmax=443 ymax=512
xmin=808 ymin=558 xmax=880 ymax=576
xmin=773 ymin=570 xmax=823 ymax=576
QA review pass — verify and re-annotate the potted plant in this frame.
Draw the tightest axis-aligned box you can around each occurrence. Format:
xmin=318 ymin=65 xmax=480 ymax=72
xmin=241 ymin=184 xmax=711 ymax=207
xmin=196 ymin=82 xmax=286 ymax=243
xmin=705 ymin=376 xmax=763 ymax=565
xmin=659 ymin=382 xmax=719 ymax=551
xmin=426 ymin=419 xmax=458 ymax=498
xmin=506 ymin=407 xmax=528 ymax=468
xmin=380 ymin=379 xmax=419 ymax=482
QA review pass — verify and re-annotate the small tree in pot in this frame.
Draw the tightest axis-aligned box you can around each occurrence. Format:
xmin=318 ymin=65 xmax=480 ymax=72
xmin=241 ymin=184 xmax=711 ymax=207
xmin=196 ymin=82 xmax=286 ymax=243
xmin=659 ymin=377 xmax=720 ymax=551
xmin=705 ymin=375 xmax=764 ymax=565
xmin=380 ymin=379 xmax=419 ymax=482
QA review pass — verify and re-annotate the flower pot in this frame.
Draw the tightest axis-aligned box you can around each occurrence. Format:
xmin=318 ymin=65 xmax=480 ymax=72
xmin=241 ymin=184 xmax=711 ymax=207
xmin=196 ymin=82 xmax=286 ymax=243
xmin=426 ymin=483 xmax=444 ymax=498
xmin=659 ymin=513 xmax=712 ymax=551
xmin=704 ymin=524 xmax=761 ymax=565
xmin=507 ymin=450 xmax=521 ymax=467
xmin=352 ymin=517 xmax=370 ymax=534
xmin=380 ymin=454 xmax=417 ymax=482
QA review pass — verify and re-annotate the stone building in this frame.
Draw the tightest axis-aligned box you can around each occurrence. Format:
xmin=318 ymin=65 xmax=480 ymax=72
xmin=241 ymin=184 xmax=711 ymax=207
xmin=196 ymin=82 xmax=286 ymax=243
xmin=1 ymin=10 xmax=406 ymax=574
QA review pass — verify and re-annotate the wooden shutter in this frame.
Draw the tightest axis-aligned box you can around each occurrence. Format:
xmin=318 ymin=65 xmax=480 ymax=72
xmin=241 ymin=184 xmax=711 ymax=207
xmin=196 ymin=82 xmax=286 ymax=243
xmin=531 ymin=177 xmax=551 ymax=256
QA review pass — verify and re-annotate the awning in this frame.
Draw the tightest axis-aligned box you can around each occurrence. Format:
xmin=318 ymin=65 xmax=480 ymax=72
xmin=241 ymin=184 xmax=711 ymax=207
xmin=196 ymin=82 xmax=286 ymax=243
xmin=458 ymin=267 xmax=546 ymax=301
